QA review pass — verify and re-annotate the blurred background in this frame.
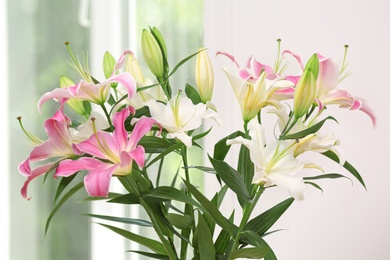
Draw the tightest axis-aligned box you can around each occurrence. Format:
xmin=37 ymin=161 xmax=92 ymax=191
xmin=1 ymin=0 xmax=389 ymax=259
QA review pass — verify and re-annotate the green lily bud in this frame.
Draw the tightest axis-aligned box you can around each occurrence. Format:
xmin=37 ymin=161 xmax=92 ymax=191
xmin=293 ymin=53 xmax=319 ymax=119
xmin=103 ymin=51 xmax=118 ymax=88
xmin=125 ymin=53 xmax=145 ymax=85
xmin=141 ymin=29 xmax=164 ymax=78
xmin=60 ymin=76 xmax=91 ymax=117
xmin=195 ymin=48 xmax=214 ymax=103
xmin=151 ymin=27 xmax=168 ymax=60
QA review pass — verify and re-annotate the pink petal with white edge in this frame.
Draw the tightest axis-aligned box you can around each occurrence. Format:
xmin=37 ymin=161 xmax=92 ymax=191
xmin=282 ymin=50 xmax=304 ymax=70
xmin=108 ymin=73 xmax=137 ymax=100
xmin=129 ymin=146 xmax=146 ymax=168
xmin=21 ymin=162 xmax=55 ymax=199
xmin=113 ymin=50 xmax=134 ymax=74
xmin=76 ymin=132 xmax=120 ymax=160
xmin=84 ymin=165 xmax=118 ymax=197
xmin=55 ymin=157 xmax=107 ymax=177
xmin=127 ymin=117 xmax=160 ymax=151
xmin=113 ymin=107 xmax=131 ymax=150
xmin=38 ymin=88 xmax=74 ymax=113
xmin=216 ymin=51 xmax=240 ymax=67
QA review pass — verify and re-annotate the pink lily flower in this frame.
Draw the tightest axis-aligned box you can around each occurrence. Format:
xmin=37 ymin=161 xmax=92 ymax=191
xmin=315 ymin=53 xmax=376 ymax=126
xmin=38 ymin=49 xmax=137 ymax=112
xmin=18 ymin=110 xmax=82 ymax=199
xmin=38 ymin=73 xmax=136 ymax=112
xmin=55 ymin=107 xmax=161 ymax=197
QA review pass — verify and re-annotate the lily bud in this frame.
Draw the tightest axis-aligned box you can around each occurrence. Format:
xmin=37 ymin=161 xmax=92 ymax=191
xmin=293 ymin=54 xmax=319 ymax=119
xmin=141 ymin=29 xmax=164 ymax=78
xmin=60 ymin=76 xmax=91 ymax=117
xmin=195 ymin=48 xmax=214 ymax=103
xmin=125 ymin=53 xmax=145 ymax=85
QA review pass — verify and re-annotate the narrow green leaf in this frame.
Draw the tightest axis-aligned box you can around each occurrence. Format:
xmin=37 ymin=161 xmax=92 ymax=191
xmin=45 ymin=181 xmax=84 ymax=235
xmin=213 ymin=131 xmax=246 ymax=161
xmin=185 ymin=83 xmax=202 ymax=104
xmin=215 ymin=211 xmax=234 ymax=254
xmin=145 ymin=142 xmax=182 ymax=169
xmin=127 ymin=250 xmax=169 ymax=260
xmin=305 ymin=181 xmax=323 ymax=193
xmin=54 ymin=173 xmax=77 ymax=203
xmin=83 ymin=213 xmax=152 ymax=227
xmin=244 ymin=197 xmax=294 ymax=236
xmin=142 ymin=186 xmax=204 ymax=210
xmin=166 ymin=213 xmax=193 ymax=229
xmin=107 ymin=193 xmax=140 ymax=204
xmin=138 ymin=136 xmax=175 ymax=153
xmin=229 ymin=247 xmax=269 ymax=259
xmin=280 ymin=116 xmax=338 ymax=140
xmin=240 ymin=230 xmax=277 ymax=260
xmin=183 ymin=179 xmax=238 ymax=237
xmin=321 ymin=150 xmax=367 ymax=189
xmin=98 ymin=223 xmax=167 ymax=255
xmin=168 ymin=49 xmax=202 ymax=77
xmin=303 ymin=173 xmax=351 ymax=181
xmin=209 ymin=155 xmax=251 ymax=202
xmin=185 ymin=165 xmax=216 ymax=174
xmin=193 ymin=214 xmax=216 ymax=260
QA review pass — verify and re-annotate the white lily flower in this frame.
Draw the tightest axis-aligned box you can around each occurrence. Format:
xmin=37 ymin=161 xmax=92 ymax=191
xmin=227 ymin=119 xmax=305 ymax=200
xmin=270 ymin=105 xmax=345 ymax=165
xmin=145 ymin=94 xmax=221 ymax=148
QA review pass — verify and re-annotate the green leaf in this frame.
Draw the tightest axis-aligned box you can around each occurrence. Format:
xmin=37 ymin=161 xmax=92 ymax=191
xmin=321 ymin=150 xmax=367 ymax=190
xmin=143 ymin=186 xmax=203 ymax=209
xmin=183 ymin=179 xmax=238 ymax=237
xmin=244 ymin=197 xmax=294 ymax=236
xmin=237 ymin=145 xmax=255 ymax=207
xmin=305 ymin=181 xmax=323 ymax=193
xmin=215 ymin=211 xmax=234 ymax=255
xmin=185 ymin=165 xmax=216 ymax=174
xmin=229 ymin=247 xmax=269 ymax=259
xmin=145 ymin=142 xmax=182 ymax=169
xmin=303 ymin=173 xmax=351 ymax=181
xmin=107 ymin=193 xmax=140 ymax=204
xmin=45 ymin=181 xmax=84 ymax=235
xmin=213 ymin=131 xmax=246 ymax=161
xmin=98 ymin=223 xmax=167 ymax=255
xmin=54 ymin=173 xmax=77 ymax=203
xmin=166 ymin=213 xmax=193 ymax=229
xmin=83 ymin=213 xmax=152 ymax=227
xmin=138 ymin=136 xmax=176 ymax=153
xmin=193 ymin=214 xmax=216 ymax=260
xmin=279 ymin=116 xmax=338 ymax=140
xmin=240 ymin=231 xmax=277 ymax=260
xmin=127 ymin=250 xmax=169 ymax=260
xmin=209 ymin=155 xmax=251 ymax=203
xmin=168 ymin=49 xmax=202 ymax=77
xmin=185 ymin=83 xmax=202 ymax=104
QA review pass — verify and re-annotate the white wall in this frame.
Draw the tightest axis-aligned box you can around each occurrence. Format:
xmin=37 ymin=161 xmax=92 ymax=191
xmin=204 ymin=1 xmax=390 ymax=259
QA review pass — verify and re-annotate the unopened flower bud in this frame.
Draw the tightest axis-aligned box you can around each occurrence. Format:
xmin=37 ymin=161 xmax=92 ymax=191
xmin=125 ymin=53 xmax=145 ymax=85
xmin=141 ymin=29 xmax=164 ymax=78
xmin=293 ymin=54 xmax=319 ymax=119
xmin=195 ymin=48 xmax=214 ymax=103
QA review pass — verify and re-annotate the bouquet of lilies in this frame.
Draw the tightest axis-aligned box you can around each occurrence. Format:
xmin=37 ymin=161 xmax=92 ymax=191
xmin=18 ymin=27 xmax=375 ymax=260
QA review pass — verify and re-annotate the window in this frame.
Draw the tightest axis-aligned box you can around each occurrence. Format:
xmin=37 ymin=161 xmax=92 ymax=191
xmin=7 ymin=1 xmax=204 ymax=259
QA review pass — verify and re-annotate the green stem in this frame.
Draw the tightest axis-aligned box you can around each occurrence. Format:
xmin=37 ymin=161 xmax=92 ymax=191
xmin=180 ymin=145 xmax=194 ymax=259
xmin=140 ymin=198 xmax=179 ymax=259
xmin=228 ymin=186 xmax=264 ymax=259
xmin=120 ymin=175 xmax=178 ymax=259
xmin=100 ymin=104 xmax=114 ymax=132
